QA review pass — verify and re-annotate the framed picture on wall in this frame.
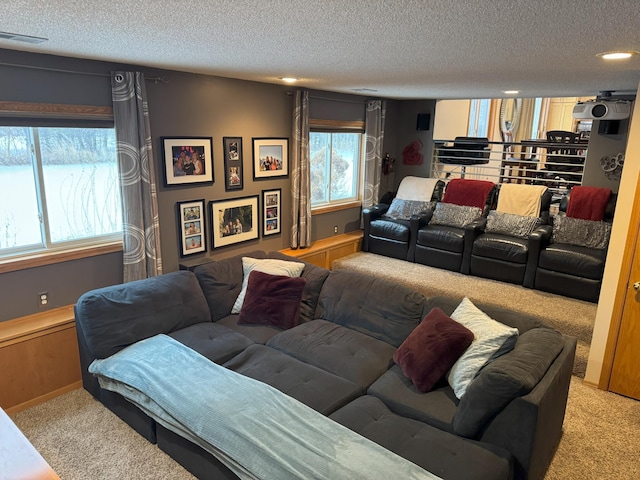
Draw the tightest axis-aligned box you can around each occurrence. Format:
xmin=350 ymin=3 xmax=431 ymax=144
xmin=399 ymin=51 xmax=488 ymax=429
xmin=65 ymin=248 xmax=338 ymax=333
xmin=177 ymin=199 xmax=207 ymax=256
xmin=262 ymin=188 xmax=281 ymax=236
xmin=162 ymin=137 xmax=214 ymax=186
xmin=223 ymin=136 xmax=243 ymax=191
xmin=252 ymin=137 xmax=289 ymax=179
xmin=209 ymin=195 xmax=259 ymax=248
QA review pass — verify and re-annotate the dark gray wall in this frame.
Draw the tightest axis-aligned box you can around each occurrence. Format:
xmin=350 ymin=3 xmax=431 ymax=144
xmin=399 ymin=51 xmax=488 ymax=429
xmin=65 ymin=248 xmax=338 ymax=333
xmin=582 ymin=118 xmax=632 ymax=193
xmin=0 ymin=49 xmax=412 ymax=320
xmin=0 ymin=252 xmax=123 ymax=320
xmin=384 ymin=99 xmax=437 ymax=192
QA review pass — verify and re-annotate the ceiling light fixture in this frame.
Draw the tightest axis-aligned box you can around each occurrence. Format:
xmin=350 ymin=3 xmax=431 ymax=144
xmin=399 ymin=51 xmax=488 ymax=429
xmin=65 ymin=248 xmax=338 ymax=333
xmin=280 ymin=77 xmax=297 ymax=83
xmin=503 ymin=90 xmax=520 ymax=95
xmin=597 ymin=51 xmax=637 ymax=60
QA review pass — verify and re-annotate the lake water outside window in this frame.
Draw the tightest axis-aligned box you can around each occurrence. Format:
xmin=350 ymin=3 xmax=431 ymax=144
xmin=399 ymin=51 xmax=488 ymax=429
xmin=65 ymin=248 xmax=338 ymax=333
xmin=0 ymin=126 xmax=122 ymax=257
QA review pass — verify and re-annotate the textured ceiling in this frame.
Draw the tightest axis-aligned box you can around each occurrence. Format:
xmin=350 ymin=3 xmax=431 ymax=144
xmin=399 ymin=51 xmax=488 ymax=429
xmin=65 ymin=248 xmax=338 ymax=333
xmin=1 ymin=0 xmax=639 ymax=99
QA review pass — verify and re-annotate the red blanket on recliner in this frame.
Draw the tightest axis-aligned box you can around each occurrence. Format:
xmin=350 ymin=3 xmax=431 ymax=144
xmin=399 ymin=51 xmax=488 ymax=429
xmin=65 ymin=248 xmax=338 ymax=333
xmin=441 ymin=178 xmax=495 ymax=209
xmin=566 ymin=186 xmax=612 ymax=221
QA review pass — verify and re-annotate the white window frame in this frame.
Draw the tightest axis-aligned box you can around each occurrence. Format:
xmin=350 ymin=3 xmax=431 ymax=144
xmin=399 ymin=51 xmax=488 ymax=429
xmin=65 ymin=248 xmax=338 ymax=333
xmin=309 ymin=119 xmax=365 ymax=214
xmin=467 ymin=99 xmax=491 ymax=137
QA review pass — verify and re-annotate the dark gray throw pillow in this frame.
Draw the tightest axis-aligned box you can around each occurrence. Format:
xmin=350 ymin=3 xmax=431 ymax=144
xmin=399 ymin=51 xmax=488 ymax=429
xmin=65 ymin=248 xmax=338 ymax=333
xmin=452 ymin=327 xmax=564 ymax=438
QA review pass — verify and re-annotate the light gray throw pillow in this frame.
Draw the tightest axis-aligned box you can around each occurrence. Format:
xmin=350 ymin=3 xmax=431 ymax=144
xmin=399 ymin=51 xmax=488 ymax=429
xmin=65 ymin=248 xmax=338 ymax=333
xmin=383 ymin=199 xmax=435 ymax=220
xmin=552 ymin=215 xmax=611 ymax=249
xmin=485 ymin=211 xmax=543 ymax=239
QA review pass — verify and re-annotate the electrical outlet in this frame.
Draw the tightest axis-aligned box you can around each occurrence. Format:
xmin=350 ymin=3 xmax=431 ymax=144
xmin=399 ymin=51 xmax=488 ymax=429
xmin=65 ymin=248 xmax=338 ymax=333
xmin=38 ymin=291 xmax=49 ymax=309
xmin=334 ymin=225 xmax=338 ymax=234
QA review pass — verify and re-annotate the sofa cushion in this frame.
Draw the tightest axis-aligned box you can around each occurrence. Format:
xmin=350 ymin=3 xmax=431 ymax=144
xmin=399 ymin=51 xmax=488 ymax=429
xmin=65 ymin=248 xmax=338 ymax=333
xmin=538 ymin=243 xmax=607 ymax=279
xmin=266 ymin=319 xmax=396 ymax=389
xmin=425 ymin=296 xmax=546 ymax=334
xmin=330 ymin=395 xmax=513 ymax=480
xmin=367 ymin=364 xmax=458 ymax=433
xmin=472 ymin=233 xmax=529 ymax=264
xmin=267 ymin=251 xmax=331 ymax=324
xmin=194 ymin=251 xmax=329 ymax=325
xmin=447 ymin=298 xmax=519 ymax=399
xmin=168 ymin=322 xmax=254 ymax=364
xmin=552 ymin=215 xmax=611 ymax=249
xmin=369 ymin=218 xmax=411 ymax=242
xmin=485 ymin=211 xmax=543 ymax=239
xmin=224 ymin=344 xmax=361 ymax=415
xmin=315 ymin=270 xmax=428 ymax=347
xmin=232 ymin=257 xmax=306 ymax=313
xmin=76 ymin=270 xmax=211 ymax=359
xmin=453 ymin=328 xmax=564 ymax=438
xmin=238 ymin=271 xmax=306 ymax=329
xmin=394 ymin=308 xmax=474 ymax=393
xmin=216 ymin=314 xmax=282 ymax=345
xmin=416 ymin=225 xmax=465 ymax=252
xmin=429 ymin=203 xmax=482 ymax=228
xmin=193 ymin=250 xmax=267 ymax=321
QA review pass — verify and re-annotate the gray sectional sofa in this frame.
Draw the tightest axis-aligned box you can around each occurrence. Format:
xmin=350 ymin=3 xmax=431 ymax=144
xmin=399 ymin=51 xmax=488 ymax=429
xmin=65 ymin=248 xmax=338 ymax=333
xmin=74 ymin=250 xmax=576 ymax=480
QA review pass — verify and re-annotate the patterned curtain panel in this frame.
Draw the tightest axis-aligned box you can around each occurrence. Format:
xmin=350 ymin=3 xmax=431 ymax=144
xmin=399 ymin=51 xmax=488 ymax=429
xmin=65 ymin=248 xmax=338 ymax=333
xmin=291 ymin=89 xmax=312 ymax=248
xmin=363 ymin=99 xmax=386 ymax=215
xmin=111 ymin=71 xmax=162 ymax=281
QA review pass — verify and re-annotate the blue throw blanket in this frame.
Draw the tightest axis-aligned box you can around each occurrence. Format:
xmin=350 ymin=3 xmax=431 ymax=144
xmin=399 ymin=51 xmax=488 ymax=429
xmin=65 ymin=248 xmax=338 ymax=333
xmin=89 ymin=335 xmax=439 ymax=480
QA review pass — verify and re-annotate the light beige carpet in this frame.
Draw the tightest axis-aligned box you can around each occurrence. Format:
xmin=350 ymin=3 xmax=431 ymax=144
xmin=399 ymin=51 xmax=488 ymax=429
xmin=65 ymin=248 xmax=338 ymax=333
xmin=332 ymin=252 xmax=597 ymax=378
xmin=12 ymin=383 xmax=639 ymax=480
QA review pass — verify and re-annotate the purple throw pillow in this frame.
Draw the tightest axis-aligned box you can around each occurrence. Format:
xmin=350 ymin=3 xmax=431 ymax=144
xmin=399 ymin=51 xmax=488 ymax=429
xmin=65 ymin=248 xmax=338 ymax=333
xmin=238 ymin=270 xmax=306 ymax=329
xmin=393 ymin=307 xmax=474 ymax=393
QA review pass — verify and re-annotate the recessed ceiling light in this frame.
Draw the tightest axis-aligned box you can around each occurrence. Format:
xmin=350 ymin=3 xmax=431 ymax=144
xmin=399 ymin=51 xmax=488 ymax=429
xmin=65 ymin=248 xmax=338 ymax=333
xmin=503 ymin=90 xmax=520 ymax=95
xmin=597 ymin=51 xmax=638 ymax=60
xmin=280 ymin=77 xmax=298 ymax=83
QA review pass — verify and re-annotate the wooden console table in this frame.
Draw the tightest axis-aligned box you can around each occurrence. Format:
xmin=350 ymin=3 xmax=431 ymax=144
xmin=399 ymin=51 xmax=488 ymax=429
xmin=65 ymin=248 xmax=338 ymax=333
xmin=280 ymin=230 xmax=363 ymax=269
xmin=0 ymin=305 xmax=81 ymax=414
xmin=0 ymin=407 xmax=59 ymax=479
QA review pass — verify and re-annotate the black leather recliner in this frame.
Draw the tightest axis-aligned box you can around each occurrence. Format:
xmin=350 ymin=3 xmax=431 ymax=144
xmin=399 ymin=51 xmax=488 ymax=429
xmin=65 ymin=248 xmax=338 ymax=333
xmin=469 ymin=186 xmax=553 ymax=287
xmin=412 ymin=179 xmax=497 ymax=273
xmin=362 ymin=177 xmax=445 ymax=261
xmin=533 ymin=191 xmax=616 ymax=302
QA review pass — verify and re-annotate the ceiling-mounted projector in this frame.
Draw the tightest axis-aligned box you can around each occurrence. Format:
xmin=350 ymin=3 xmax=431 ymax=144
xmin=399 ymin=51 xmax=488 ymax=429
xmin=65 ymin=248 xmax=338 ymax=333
xmin=572 ymin=100 xmax=631 ymax=120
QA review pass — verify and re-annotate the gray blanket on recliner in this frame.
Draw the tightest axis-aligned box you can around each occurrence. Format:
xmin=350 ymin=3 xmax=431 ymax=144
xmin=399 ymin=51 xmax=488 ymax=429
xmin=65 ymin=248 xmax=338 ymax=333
xmin=89 ymin=334 xmax=440 ymax=480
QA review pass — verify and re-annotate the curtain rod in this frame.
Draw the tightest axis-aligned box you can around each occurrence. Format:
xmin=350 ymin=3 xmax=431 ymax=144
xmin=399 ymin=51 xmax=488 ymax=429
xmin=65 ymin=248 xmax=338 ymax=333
xmin=0 ymin=61 xmax=168 ymax=83
xmin=287 ymin=91 xmax=368 ymax=105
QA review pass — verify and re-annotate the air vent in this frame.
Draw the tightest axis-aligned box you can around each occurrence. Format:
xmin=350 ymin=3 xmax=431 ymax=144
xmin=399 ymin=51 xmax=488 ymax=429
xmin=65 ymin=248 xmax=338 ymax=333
xmin=0 ymin=31 xmax=48 ymax=44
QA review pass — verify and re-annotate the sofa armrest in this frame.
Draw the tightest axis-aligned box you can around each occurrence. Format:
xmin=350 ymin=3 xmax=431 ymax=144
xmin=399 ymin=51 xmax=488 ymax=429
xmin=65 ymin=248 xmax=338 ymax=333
xmin=523 ymin=225 xmax=553 ymax=288
xmin=460 ymin=217 xmax=487 ymax=274
xmin=407 ymin=210 xmax=434 ymax=262
xmin=362 ymin=203 xmax=389 ymax=251
xmin=478 ymin=335 xmax=576 ymax=480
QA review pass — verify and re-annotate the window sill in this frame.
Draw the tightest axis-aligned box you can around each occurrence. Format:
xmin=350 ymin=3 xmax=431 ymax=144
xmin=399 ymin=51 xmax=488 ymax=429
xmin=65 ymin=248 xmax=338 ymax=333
xmin=312 ymin=201 xmax=362 ymax=216
xmin=0 ymin=242 xmax=123 ymax=274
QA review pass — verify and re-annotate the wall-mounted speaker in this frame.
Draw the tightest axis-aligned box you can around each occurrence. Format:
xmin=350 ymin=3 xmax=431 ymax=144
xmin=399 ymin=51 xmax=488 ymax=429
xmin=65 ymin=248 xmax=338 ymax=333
xmin=416 ymin=113 xmax=431 ymax=131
